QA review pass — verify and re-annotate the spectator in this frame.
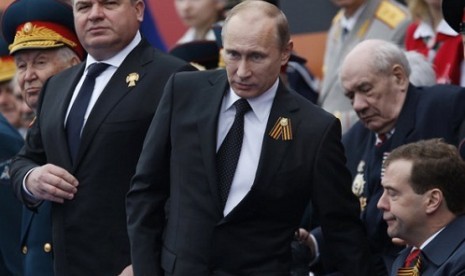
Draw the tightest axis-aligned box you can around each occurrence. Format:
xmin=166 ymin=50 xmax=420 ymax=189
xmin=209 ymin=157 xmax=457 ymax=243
xmin=378 ymin=139 xmax=465 ymax=275
xmin=2 ymin=0 xmax=84 ymax=274
xmin=174 ymin=0 xmax=226 ymax=44
xmin=404 ymin=0 xmax=464 ymax=85
xmin=340 ymin=39 xmax=465 ymax=274
xmin=0 ymin=108 xmax=23 ymax=276
xmin=8 ymin=0 xmax=194 ymax=275
xmin=318 ymin=0 xmax=410 ymax=133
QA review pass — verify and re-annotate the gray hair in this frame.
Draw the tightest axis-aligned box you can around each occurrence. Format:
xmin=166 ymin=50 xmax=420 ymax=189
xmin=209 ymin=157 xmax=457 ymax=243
xmin=370 ymin=41 xmax=411 ymax=78
xmin=404 ymin=51 xmax=436 ymax=87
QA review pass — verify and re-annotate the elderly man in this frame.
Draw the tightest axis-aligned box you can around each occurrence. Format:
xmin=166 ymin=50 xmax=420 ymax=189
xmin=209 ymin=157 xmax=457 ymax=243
xmin=9 ymin=0 xmax=194 ymax=275
xmin=126 ymin=1 xmax=376 ymax=275
xmin=318 ymin=0 xmax=410 ymax=133
xmin=340 ymin=39 xmax=465 ymax=274
xmin=2 ymin=0 xmax=84 ymax=275
xmin=378 ymin=139 xmax=465 ymax=275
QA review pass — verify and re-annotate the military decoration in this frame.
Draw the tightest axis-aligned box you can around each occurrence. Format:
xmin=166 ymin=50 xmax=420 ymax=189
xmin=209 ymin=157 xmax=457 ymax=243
xmin=352 ymin=160 xmax=367 ymax=211
xmin=126 ymin=72 xmax=139 ymax=87
xmin=268 ymin=117 xmax=292 ymax=140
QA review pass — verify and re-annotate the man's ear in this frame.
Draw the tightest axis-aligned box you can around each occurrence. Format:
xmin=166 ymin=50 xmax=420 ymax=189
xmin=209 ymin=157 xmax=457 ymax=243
xmin=281 ymin=40 xmax=293 ymax=66
xmin=392 ymin=64 xmax=408 ymax=88
xmin=425 ymin=188 xmax=443 ymax=214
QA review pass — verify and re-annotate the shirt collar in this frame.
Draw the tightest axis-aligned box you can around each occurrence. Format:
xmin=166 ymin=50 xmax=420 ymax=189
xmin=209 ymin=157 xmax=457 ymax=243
xmin=413 ymin=19 xmax=458 ymax=39
xmin=85 ymin=31 xmax=142 ymax=70
xmin=225 ymin=78 xmax=279 ymax=123
xmin=341 ymin=3 xmax=366 ymax=31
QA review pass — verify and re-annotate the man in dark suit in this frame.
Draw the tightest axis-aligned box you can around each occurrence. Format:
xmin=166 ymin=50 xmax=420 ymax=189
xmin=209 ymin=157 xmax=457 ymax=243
xmin=339 ymin=39 xmax=465 ymax=274
xmin=378 ymin=139 xmax=465 ymax=275
xmin=2 ymin=0 xmax=85 ymax=274
xmin=9 ymin=0 xmax=193 ymax=274
xmin=126 ymin=1 xmax=375 ymax=275
xmin=0 ymin=113 xmax=23 ymax=276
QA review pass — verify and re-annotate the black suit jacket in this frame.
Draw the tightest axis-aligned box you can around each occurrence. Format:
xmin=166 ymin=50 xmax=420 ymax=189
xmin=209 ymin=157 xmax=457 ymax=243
xmin=10 ymin=39 xmax=194 ymax=275
xmin=127 ymin=69 xmax=375 ymax=276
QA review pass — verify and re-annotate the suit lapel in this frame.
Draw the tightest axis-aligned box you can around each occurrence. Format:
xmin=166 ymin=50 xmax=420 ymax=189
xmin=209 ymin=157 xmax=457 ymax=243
xmin=253 ymin=83 xmax=299 ymax=190
xmin=56 ymin=63 xmax=85 ymax=169
xmin=196 ymin=71 xmax=228 ymax=212
xmin=75 ymin=41 xmax=150 ymax=166
xmin=390 ymin=85 xmax=418 ymax=148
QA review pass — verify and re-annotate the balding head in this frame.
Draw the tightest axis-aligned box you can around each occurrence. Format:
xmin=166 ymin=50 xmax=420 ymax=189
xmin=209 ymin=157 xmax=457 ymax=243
xmin=339 ymin=39 xmax=410 ymax=134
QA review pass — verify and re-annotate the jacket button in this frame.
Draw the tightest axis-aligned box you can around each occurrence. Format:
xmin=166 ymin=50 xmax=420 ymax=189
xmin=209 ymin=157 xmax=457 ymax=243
xmin=43 ymin=243 xmax=52 ymax=253
xmin=22 ymin=246 xmax=28 ymax=254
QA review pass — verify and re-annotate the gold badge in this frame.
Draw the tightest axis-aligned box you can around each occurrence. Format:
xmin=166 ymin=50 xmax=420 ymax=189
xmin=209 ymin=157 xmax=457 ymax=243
xmin=23 ymin=22 xmax=33 ymax=34
xmin=126 ymin=73 xmax=139 ymax=87
xmin=269 ymin=117 xmax=292 ymax=140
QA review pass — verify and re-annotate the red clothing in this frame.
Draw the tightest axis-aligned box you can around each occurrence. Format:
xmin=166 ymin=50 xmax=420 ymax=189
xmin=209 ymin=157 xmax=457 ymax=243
xmin=405 ymin=22 xmax=463 ymax=85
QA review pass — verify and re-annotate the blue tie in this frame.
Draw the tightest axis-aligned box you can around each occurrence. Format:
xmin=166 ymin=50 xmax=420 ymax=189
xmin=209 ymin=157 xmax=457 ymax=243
xmin=66 ymin=63 xmax=109 ymax=162
xmin=216 ymin=98 xmax=251 ymax=206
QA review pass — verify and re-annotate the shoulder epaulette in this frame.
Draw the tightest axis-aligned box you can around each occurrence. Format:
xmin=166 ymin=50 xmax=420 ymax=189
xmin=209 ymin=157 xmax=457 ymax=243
xmin=332 ymin=10 xmax=344 ymax=24
xmin=375 ymin=1 xmax=407 ymax=29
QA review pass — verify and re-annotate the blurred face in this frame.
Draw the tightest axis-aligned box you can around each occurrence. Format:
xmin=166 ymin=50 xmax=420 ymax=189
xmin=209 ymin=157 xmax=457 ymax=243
xmin=377 ymin=160 xmax=427 ymax=244
xmin=0 ymin=81 xmax=21 ymax=127
xmin=14 ymin=49 xmax=76 ymax=110
xmin=222 ymin=14 xmax=291 ymax=99
xmin=341 ymin=57 xmax=405 ymax=134
xmin=175 ymin=0 xmax=222 ymax=29
xmin=331 ymin=0 xmax=366 ymax=15
xmin=74 ymin=0 xmax=144 ymax=60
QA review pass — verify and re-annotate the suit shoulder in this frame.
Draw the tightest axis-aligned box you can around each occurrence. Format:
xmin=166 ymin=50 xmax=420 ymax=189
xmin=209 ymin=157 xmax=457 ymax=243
xmin=375 ymin=0 xmax=409 ymax=29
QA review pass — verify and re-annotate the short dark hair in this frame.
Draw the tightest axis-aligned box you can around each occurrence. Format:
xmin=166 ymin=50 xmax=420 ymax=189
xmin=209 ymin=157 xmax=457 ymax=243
xmin=384 ymin=139 xmax=465 ymax=215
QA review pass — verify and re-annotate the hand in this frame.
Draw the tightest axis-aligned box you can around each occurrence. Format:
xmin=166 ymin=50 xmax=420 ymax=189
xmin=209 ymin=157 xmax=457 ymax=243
xmin=118 ymin=264 xmax=133 ymax=276
xmin=295 ymin=228 xmax=317 ymax=262
xmin=25 ymin=164 xmax=78 ymax=203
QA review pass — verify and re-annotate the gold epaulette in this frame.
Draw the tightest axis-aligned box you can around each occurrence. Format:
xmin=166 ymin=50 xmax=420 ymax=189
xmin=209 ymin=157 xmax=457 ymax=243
xmin=332 ymin=10 xmax=344 ymax=24
xmin=375 ymin=1 xmax=407 ymax=29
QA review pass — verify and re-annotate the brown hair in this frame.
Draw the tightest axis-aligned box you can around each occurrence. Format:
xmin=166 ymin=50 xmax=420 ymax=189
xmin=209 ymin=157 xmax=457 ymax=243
xmin=384 ymin=139 xmax=465 ymax=215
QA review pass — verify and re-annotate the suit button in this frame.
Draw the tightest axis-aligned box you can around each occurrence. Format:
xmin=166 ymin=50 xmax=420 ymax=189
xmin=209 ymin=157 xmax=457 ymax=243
xmin=43 ymin=243 xmax=52 ymax=253
xmin=22 ymin=246 xmax=28 ymax=254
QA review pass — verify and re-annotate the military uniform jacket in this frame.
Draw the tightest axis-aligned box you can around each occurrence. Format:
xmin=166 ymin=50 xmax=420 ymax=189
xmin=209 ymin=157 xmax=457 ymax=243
xmin=343 ymin=83 xmax=465 ymax=274
xmin=318 ymin=0 xmax=410 ymax=133
xmin=10 ymin=39 xmax=193 ymax=276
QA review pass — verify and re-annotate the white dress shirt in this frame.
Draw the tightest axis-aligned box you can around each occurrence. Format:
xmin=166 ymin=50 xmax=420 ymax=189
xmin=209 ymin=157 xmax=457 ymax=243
xmin=217 ymin=79 xmax=278 ymax=215
xmin=64 ymin=31 xmax=142 ymax=128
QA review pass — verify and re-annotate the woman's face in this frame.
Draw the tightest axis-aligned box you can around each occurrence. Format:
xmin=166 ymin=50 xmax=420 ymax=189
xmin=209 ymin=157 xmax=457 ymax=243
xmin=175 ymin=0 xmax=222 ymax=29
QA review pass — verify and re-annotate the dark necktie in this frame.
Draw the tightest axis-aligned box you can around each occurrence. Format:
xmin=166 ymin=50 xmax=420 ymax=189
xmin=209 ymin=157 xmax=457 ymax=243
xmin=375 ymin=133 xmax=387 ymax=147
xmin=397 ymin=249 xmax=421 ymax=276
xmin=216 ymin=98 xmax=252 ymax=207
xmin=66 ymin=63 xmax=109 ymax=162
